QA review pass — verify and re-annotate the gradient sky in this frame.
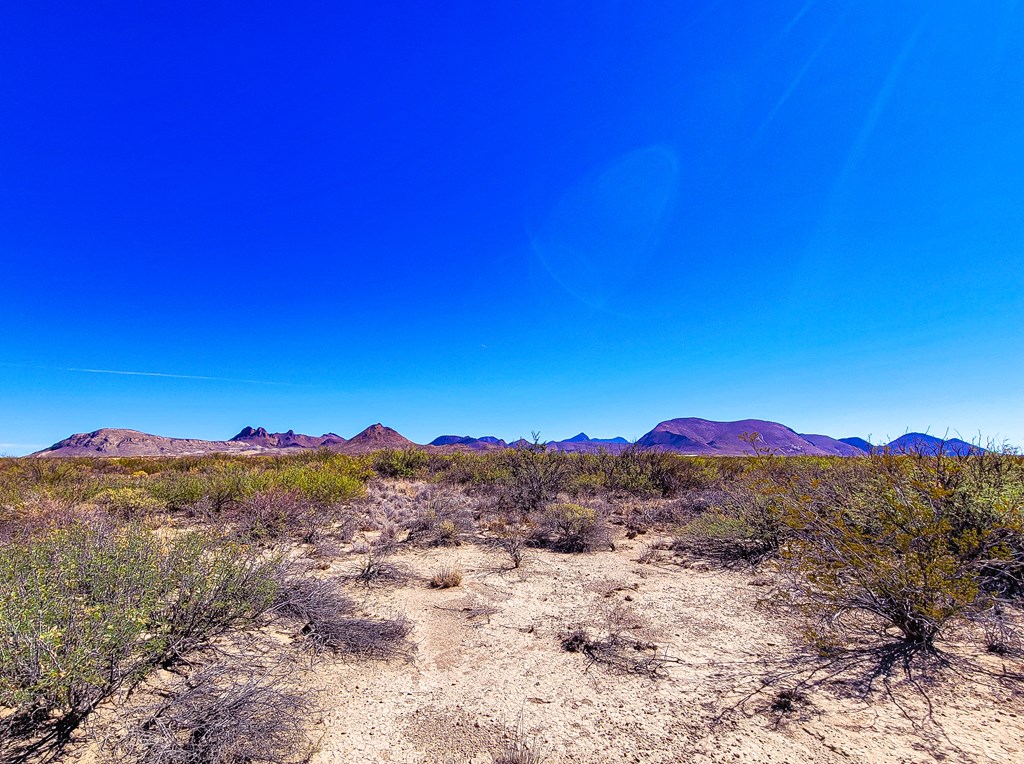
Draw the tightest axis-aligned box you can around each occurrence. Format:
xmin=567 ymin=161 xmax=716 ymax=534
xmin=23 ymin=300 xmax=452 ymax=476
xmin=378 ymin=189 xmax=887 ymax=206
xmin=3 ymin=1 xmax=1023 ymax=455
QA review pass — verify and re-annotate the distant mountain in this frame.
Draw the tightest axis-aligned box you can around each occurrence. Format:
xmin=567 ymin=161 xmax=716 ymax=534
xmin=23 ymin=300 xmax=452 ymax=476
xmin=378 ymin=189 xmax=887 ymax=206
xmin=231 ymin=426 xmax=345 ymax=449
xmin=563 ymin=433 xmax=629 ymax=444
xmin=33 ymin=429 xmax=265 ymax=458
xmin=31 ymin=419 xmax=991 ymax=459
xmin=547 ymin=433 xmax=631 ymax=453
xmin=636 ymin=418 xmax=833 ymax=456
xmin=428 ymin=434 xmax=507 ymax=451
xmin=336 ymin=423 xmax=417 ymax=454
xmin=799 ymin=434 xmax=867 ymax=457
xmin=34 ymin=424 xmax=410 ymax=458
xmin=839 ymin=437 xmax=873 ymax=452
xmin=884 ymin=433 xmax=983 ymax=456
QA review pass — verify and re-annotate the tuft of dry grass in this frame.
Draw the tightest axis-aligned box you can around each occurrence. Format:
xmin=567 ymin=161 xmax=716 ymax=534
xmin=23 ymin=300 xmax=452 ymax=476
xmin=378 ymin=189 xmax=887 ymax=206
xmin=492 ymin=712 xmax=549 ymax=764
xmin=429 ymin=566 xmax=464 ymax=589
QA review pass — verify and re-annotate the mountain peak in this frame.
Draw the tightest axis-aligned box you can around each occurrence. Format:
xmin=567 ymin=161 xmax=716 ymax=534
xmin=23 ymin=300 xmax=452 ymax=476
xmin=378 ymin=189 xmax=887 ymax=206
xmin=232 ymin=426 xmax=269 ymax=441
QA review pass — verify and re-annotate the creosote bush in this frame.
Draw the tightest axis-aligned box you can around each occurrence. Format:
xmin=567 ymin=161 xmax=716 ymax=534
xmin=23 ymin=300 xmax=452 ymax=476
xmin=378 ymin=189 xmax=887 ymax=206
xmin=0 ymin=520 xmax=280 ymax=759
xmin=498 ymin=436 xmax=571 ymax=516
xmin=231 ymin=488 xmax=342 ymax=544
xmin=372 ymin=447 xmax=430 ymax=479
xmin=535 ymin=502 xmax=611 ymax=552
xmin=771 ymin=450 xmax=1024 ymax=652
xmin=93 ymin=485 xmax=165 ymax=521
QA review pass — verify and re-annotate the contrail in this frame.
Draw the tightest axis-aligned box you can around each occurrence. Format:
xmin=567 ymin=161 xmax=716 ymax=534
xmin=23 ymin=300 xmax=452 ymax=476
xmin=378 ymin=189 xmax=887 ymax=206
xmin=783 ymin=0 xmax=819 ymax=36
xmin=755 ymin=7 xmax=850 ymax=138
xmin=837 ymin=15 xmax=929 ymax=190
xmin=0 ymin=363 xmax=308 ymax=387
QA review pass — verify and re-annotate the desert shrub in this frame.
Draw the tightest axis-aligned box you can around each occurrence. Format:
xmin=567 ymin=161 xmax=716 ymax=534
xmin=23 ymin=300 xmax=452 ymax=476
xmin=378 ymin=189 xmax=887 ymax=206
xmin=0 ymin=459 xmax=25 ymax=513
xmin=621 ymin=493 xmax=713 ymax=534
xmin=150 ymin=472 xmax=209 ymax=511
xmin=153 ymin=535 xmax=281 ymax=665
xmin=775 ymin=451 xmax=1024 ymax=651
xmin=150 ymin=462 xmax=259 ymax=515
xmin=271 ymin=457 xmax=370 ymax=506
xmin=320 ymin=614 xmax=412 ymax=658
xmin=597 ymin=447 xmax=709 ymax=498
xmin=0 ymin=521 xmax=279 ymax=757
xmin=558 ymin=610 xmax=676 ymax=677
xmin=429 ymin=566 xmax=463 ymax=588
xmin=671 ymin=491 xmax=784 ymax=566
xmin=276 ymin=573 xmax=411 ymax=658
xmin=426 ymin=451 xmax=511 ymax=487
xmin=499 ymin=437 xmax=571 ymax=516
xmin=407 ymin=486 xmax=475 ymax=546
xmin=106 ymin=661 xmax=315 ymax=764
xmin=490 ymin=516 xmax=533 ymax=568
xmin=93 ymin=485 xmax=165 ymax=521
xmin=372 ymin=447 xmax=430 ymax=479
xmin=535 ymin=502 xmax=611 ymax=552
xmin=231 ymin=488 xmax=341 ymax=544
xmin=347 ymin=535 xmax=404 ymax=587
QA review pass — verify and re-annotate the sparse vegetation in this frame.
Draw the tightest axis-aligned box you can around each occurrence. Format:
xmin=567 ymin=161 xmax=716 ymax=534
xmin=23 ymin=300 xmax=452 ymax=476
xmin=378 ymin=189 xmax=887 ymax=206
xmin=492 ymin=712 xmax=549 ymax=764
xmin=0 ymin=444 xmax=1022 ymax=761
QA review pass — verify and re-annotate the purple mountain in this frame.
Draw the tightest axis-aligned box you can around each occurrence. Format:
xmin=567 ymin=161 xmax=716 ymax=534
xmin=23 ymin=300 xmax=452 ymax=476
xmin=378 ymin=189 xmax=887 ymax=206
xmin=884 ymin=433 xmax=983 ymax=456
xmin=636 ymin=418 xmax=834 ymax=456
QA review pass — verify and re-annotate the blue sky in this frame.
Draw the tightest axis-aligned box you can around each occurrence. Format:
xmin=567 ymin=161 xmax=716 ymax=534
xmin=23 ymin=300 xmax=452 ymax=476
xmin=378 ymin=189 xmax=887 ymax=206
xmin=2 ymin=1 xmax=1023 ymax=454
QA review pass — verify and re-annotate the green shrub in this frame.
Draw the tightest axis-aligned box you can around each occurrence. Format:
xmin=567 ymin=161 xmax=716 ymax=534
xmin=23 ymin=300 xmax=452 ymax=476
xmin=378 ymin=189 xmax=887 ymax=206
xmin=372 ymin=448 xmax=430 ymax=479
xmin=499 ymin=437 xmax=570 ymax=516
xmin=776 ymin=452 xmax=1024 ymax=650
xmin=94 ymin=485 xmax=165 ymax=520
xmin=0 ymin=521 xmax=279 ymax=757
xmin=536 ymin=502 xmax=609 ymax=552
xmin=599 ymin=447 xmax=707 ymax=497
xmin=672 ymin=479 xmax=786 ymax=566
xmin=270 ymin=458 xmax=369 ymax=506
xmin=150 ymin=472 xmax=209 ymax=511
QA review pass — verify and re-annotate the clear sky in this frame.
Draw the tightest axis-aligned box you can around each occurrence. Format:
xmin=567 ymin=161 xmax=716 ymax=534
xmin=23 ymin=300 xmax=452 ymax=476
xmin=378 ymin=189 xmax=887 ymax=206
xmin=2 ymin=1 xmax=1023 ymax=455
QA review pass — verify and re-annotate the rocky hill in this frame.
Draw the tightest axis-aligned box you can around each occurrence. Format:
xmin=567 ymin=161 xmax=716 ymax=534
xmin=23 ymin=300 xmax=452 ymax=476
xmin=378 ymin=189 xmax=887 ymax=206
xmin=33 ymin=429 xmax=267 ymax=458
xmin=335 ymin=424 xmax=417 ymax=454
xmin=231 ymin=426 xmax=345 ymax=449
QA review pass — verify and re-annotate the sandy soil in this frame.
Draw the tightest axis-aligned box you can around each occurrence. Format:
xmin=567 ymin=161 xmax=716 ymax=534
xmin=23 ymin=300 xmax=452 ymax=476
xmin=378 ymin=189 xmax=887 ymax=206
xmin=280 ymin=537 xmax=1024 ymax=764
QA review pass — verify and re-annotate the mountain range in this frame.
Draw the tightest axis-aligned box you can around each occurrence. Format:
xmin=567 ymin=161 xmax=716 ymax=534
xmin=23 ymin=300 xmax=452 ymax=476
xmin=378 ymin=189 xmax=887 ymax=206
xmin=29 ymin=418 xmax=983 ymax=458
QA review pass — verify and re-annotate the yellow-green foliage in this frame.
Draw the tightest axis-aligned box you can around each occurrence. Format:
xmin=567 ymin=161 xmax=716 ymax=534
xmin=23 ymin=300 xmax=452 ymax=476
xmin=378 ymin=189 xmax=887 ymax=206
xmin=776 ymin=452 xmax=1024 ymax=646
xmin=0 ymin=522 xmax=279 ymax=739
xmin=372 ymin=448 xmax=430 ymax=478
xmin=540 ymin=502 xmax=604 ymax=552
xmin=93 ymin=485 xmax=165 ymax=520
xmin=269 ymin=456 xmax=371 ymax=506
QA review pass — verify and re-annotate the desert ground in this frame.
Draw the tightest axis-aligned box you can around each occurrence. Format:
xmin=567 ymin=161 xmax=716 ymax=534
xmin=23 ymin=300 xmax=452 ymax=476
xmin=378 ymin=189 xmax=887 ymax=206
xmin=6 ymin=449 xmax=1024 ymax=764
xmin=273 ymin=527 xmax=1024 ymax=764
xmin=61 ymin=488 xmax=1022 ymax=764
